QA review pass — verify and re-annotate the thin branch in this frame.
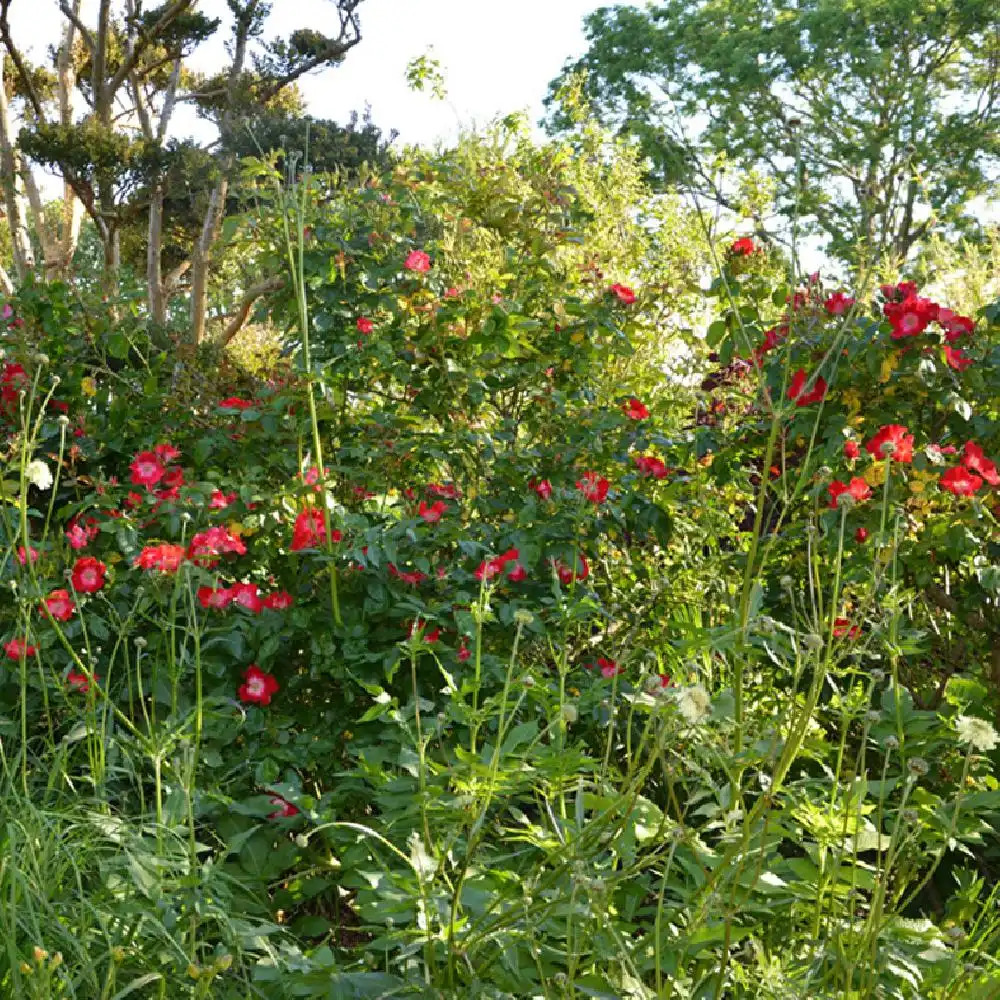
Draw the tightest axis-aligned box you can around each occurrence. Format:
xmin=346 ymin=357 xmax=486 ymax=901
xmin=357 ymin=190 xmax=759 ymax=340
xmin=57 ymin=0 xmax=95 ymax=54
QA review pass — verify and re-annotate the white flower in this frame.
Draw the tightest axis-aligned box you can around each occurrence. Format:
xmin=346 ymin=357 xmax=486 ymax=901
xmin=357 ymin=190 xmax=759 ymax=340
xmin=26 ymin=459 xmax=53 ymax=490
xmin=955 ymin=715 xmax=999 ymax=753
xmin=675 ymin=683 xmax=712 ymax=725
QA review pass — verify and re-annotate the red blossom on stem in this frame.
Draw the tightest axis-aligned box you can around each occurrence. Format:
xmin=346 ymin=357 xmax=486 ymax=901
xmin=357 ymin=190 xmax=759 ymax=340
xmin=609 ymin=283 xmax=636 ymax=305
xmin=41 ymin=588 xmax=76 ymax=621
xmin=129 ymin=451 xmax=166 ymax=488
xmin=134 ymin=543 xmax=186 ymax=573
xmin=865 ymin=425 xmax=914 ymax=463
xmin=940 ymin=465 xmax=983 ymax=496
xmin=576 ymin=471 xmax=609 ymax=504
xmin=788 ymin=369 xmax=827 ymax=407
xmin=71 ymin=556 xmax=107 ymax=593
xmin=4 ymin=637 xmax=37 ymax=660
xmin=828 ymin=477 xmax=872 ymax=508
xmin=404 ymin=250 xmax=431 ymax=272
xmin=238 ymin=664 xmax=279 ymax=705
xmin=622 ymin=397 xmax=649 ymax=420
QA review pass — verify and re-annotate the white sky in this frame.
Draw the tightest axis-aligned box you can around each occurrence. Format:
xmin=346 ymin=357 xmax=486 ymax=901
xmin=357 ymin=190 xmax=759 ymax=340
xmin=7 ymin=0 xmax=606 ymax=147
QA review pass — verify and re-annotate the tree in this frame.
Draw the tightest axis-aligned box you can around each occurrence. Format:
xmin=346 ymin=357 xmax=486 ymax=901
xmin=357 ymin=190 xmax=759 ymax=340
xmin=550 ymin=0 xmax=1000 ymax=268
xmin=0 ymin=0 xmax=370 ymax=338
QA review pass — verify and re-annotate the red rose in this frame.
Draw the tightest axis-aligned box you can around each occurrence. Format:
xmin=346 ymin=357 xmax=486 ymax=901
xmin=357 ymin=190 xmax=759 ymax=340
xmin=134 ymin=543 xmax=186 ymax=573
xmin=404 ymin=250 xmax=431 ymax=272
xmin=828 ymin=477 xmax=871 ymax=508
xmin=230 ymin=582 xmax=264 ymax=613
xmin=622 ymin=397 xmax=649 ymax=420
xmin=824 ymin=291 xmax=855 ymax=316
xmin=41 ymin=588 xmax=76 ymax=621
xmin=198 ymin=586 xmax=233 ymax=610
xmin=609 ymin=283 xmax=636 ymax=304
xmin=788 ymin=368 xmax=827 ymax=407
xmin=962 ymin=441 xmax=1000 ymax=486
xmin=940 ymin=465 xmax=983 ymax=496
xmin=576 ymin=471 xmax=609 ymax=504
xmin=290 ymin=508 xmax=328 ymax=551
xmin=418 ymin=500 xmax=447 ymax=523
xmin=865 ymin=425 xmax=914 ymax=463
xmin=238 ymin=664 xmax=279 ymax=705
xmin=129 ymin=451 xmax=166 ymax=488
xmin=71 ymin=556 xmax=107 ymax=593
xmin=4 ymin=637 xmax=37 ymax=660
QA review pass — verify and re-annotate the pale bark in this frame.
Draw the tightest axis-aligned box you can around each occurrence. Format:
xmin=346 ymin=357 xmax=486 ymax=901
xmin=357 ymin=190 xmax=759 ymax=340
xmin=0 ymin=72 xmax=35 ymax=279
xmin=147 ymin=183 xmax=166 ymax=323
xmin=190 ymin=176 xmax=228 ymax=344
xmin=56 ymin=0 xmax=83 ymax=275
xmin=142 ymin=56 xmax=182 ymax=322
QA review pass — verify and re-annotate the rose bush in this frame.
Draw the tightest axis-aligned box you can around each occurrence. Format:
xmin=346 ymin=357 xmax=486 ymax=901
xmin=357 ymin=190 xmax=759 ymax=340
xmin=1 ymin=144 xmax=999 ymax=997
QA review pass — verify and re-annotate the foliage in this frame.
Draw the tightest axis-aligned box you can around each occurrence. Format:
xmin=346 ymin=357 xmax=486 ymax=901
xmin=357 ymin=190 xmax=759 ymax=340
xmin=551 ymin=0 xmax=1000 ymax=267
xmin=1 ymin=127 xmax=1000 ymax=1000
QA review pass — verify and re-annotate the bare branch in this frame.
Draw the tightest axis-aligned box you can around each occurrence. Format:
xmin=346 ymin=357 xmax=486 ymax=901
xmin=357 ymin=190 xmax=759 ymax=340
xmin=57 ymin=0 xmax=95 ymax=54
xmin=218 ymin=275 xmax=285 ymax=345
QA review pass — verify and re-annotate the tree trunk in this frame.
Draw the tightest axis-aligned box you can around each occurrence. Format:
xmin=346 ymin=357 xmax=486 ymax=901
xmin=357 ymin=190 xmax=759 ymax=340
xmin=148 ymin=182 xmax=166 ymax=323
xmin=0 ymin=73 xmax=35 ymax=279
xmin=190 ymin=177 xmax=229 ymax=344
xmin=55 ymin=0 xmax=83 ymax=277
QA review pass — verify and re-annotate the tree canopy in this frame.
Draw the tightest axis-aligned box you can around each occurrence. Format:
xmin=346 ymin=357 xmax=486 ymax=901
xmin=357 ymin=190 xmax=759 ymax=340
xmin=551 ymin=0 xmax=1000 ymax=268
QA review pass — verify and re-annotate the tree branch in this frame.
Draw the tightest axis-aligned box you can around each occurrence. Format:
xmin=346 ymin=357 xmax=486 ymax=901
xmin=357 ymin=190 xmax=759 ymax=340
xmin=218 ymin=275 xmax=285 ymax=345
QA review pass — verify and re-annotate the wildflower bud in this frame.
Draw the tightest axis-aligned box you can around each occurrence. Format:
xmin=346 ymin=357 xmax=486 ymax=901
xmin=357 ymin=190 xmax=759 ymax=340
xmin=561 ymin=703 xmax=578 ymax=725
xmin=946 ymin=926 xmax=964 ymax=942
xmin=817 ymin=465 xmax=833 ymax=481
xmin=33 ymin=352 xmax=49 ymax=365
xmin=187 ymin=963 xmax=201 ymax=980
xmin=803 ymin=632 xmax=824 ymax=651
xmin=884 ymin=735 xmax=899 ymax=750
xmin=523 ymin=675 xmax=534 ymax=688
xmin=51 ymin=375 xmax=60 ymax=386
xmin=865 ymin=710 xmax=881 ymax=725
xmin=111 ymin=947 xmax=125 ymax=963
xmin=554 ymin=973 xmax=568 ymax=986
xmin=33 ymin=947 xmax=48 ymax=963
xmin=19 ymin=962 xmax=32 ymax=974
xmin=836 ymin=491 xmax=856 ymax=509
xmin=907 ymin=757 xmax=929 ymax=779
xmin=902 ymin=809 xmax=918 ymax=824
xmin=180 ymin=511 xmax=192 ymax=522
xmin=50 ymin=952 xmax=63 ymax=970
xmin=870 ymin=669 xmax=885 ymax=683
xmin=513 ymin=609 xmax=534 ymax=626
xmin=215 ymin=954 xmax=233 ymax=971
xmin=780 ymin=575 xmax=794 ymax=591
xmin=57 ymin=414 xmax=70 ymax=427
xmin=134 ymin=636 xmax=147 ymax=649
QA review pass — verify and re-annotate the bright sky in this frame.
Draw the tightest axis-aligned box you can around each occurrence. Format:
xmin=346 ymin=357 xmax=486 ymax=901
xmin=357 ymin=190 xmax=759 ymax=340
xmin=8 ymin=0 xmax=607 ymax=147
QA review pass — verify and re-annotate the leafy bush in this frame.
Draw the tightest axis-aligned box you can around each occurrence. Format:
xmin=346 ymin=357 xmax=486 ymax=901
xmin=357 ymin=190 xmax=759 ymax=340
xmin=1 ymin=137 xmax=999 ymax=999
